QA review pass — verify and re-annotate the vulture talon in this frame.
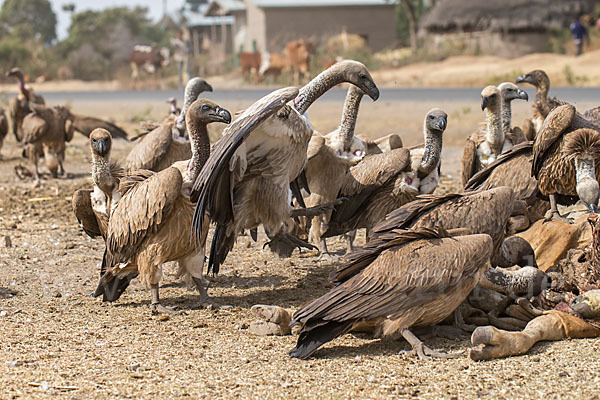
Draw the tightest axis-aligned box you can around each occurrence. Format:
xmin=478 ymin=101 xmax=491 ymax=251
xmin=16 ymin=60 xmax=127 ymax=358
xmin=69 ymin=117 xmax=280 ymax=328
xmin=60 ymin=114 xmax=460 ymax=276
xmin=401 ymin=329 xmax=461 ymax=361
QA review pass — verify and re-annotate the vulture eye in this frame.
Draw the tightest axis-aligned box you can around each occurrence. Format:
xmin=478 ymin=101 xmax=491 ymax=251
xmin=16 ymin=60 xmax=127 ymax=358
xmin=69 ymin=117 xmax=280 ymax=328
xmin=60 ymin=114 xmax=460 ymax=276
xmin=202 ymin=105 xmax=210 ymax=111
xmin=92 ymin=138 xmax=97 ymax=143
xmin=359 ymin=73 xmax=367 ymax=80
xmin=428 ymin=115 xmax=434 ymax=120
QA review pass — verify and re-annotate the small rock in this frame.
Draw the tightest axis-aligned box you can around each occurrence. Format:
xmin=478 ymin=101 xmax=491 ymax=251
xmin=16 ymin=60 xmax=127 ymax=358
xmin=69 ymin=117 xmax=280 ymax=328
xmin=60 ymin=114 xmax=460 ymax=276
xmin=0 ymin=310 xmax=8 ymax=317
xmin=53 ymin=290 xmax=62 ymax=298
xmin=40 ymin=381 xmax=49 ymax=391
xmin=64 ymin=243 xmax=75 ymax=250
xmin=3 ymin=236 xmax=11 ymax=248
xmin=559 ymin=371 xmax=570 ymax=377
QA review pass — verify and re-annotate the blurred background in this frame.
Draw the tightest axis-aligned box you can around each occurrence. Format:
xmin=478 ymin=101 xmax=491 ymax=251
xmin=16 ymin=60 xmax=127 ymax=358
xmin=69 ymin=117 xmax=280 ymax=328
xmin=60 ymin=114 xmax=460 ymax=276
xmin=0 ymin=0 xmax=599 ymax=89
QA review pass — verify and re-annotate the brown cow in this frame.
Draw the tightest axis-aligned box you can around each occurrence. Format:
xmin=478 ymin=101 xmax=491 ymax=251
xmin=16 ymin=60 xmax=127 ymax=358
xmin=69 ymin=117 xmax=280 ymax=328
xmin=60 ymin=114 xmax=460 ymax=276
xmin=285 ymin=39 xmax=314 ymax=85
xmin=130 ymin=44 xmax=170 ymax=87
xmin=239 ymin=51 xmax=261 ymax=83
xmin=259 ymin=52 xmax=288 ymax=81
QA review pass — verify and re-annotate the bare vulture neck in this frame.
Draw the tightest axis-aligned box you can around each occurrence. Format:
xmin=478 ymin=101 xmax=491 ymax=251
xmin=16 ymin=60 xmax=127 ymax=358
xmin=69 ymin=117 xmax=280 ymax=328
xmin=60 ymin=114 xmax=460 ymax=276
xmin=418 ymin=125 xmax=442 ymax=178
xmin=339 ymin=87 xmax=364 ymax=152
xmin=295 ymin=65 xmax=351 ymax=115
xmin=485 ymin=106 xmax=504 ymax=154
xmin=500 ymin=98 xmax=513 ymax=135
xmin=186 ymin=119 xmax=211 ymax=180
xmin=176 ymin=81 xmax=202 ymax=129
xmin=91 ymin=152 xmax=113 ymax=191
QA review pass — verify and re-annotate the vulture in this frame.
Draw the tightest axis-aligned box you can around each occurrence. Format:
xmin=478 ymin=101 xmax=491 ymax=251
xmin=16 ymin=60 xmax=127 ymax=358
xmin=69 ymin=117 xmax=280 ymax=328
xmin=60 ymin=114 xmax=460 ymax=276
xmin=462 ymin=85 xmax=526 ymax=185
xmin=465 ymin=142 xmax=549 ymax=227
xmin=516 ymin=70 xmax=564 ymax=140
xmin=72 ymin=129 xmax=124 ymax=238
xmin=6 ymin=67 xmax=45 ymax=142
xmin=167 ymin=97 xmax=181 ymax=116
xmin=69 ymin=115 xmax=129 ymax=140
xmin=0 ymin=108 xmax=9 ymax=158
xmin=583 ymin=106 xmax=600 ymax=126
xmin=333 ymin=187 xmax=519 ymax=287
xmin=191 ymin=61 xmax=380 ymax=275
xmin=21 ymin=103 xmax=74 ymax=186
xmin=93 ymin=99 xmax=231 ymax=313
xmin=322 ymin=108 xmax=447 ymax=240
xmin=532 ymin=104 xmax=600 ymax=220
xmin=498 ymin=81 xmax=528 ymax=143
xmin=302 ymin=85 xmax=369 ymax=256
xmin=125 ymin=77 xmax=213 ymax=172
xmin=289 ymin=228 xmax=494 ymax=360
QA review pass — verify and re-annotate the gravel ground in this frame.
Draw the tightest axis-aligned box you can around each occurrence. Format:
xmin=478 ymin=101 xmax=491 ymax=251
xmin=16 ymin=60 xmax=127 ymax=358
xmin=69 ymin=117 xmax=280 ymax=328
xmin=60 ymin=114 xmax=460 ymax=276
xmin=1 ymin=100 xmax=600 ymax=399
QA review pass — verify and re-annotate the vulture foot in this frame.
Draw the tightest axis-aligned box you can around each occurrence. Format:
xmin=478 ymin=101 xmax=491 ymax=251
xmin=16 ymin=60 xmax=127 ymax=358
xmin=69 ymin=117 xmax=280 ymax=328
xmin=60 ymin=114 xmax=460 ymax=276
xmin=193 ymin=277 xmax=232 ymax=310
xmin=317 ymin=252 xmax=336 ymax=262
xmin=263 ymin=232 xmax=316 ymax=258
xmin=401 ymin=328 xmax=461 ymax=361
xmin=543 ymin=212 xmax=573 ymax=224
xmin=290 ymin=198 xmax=346 ymax=218
xmin=454 ymin=306 xmax=477 ymax=333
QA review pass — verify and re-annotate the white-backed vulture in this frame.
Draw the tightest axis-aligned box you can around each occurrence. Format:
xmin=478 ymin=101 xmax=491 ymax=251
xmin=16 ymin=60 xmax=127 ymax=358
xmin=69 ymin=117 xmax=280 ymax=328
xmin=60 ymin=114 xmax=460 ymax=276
xmin=191 ymin=61 xmax=380 ymax=275
xmin=583 ymin=106 xmax=600 ymax=126
xmin=289 ymin=228 xmax=493 ymax=360
xmin=322 ymin=109 xmax=447 ymax=239
xmin=465 ymin=141 xmax=549 ymax=228
xmin=93 ymin=99 xmax=231 ymax=313
xmin=515 ymin=69 xmax=564 ymax=140
xmin=21 ymin=103 xmax=74 ymax=186
xmin=498 ymin=81 xmax=528 ymax=142
xmin=357 ymin=133 xmax=403 ymax=155
xmin=333 ymin=187 xmax=518 ymax=286
xmin=72 ymin=129 xmax=124 ymax=238
xmin=125 ymin=77 xmax=213 ymax=172
xmin=167 ymin=97 xmax=181 ymax=116
xmin=70 ymin=115 xmax=129 ymax=140
xmin=6 ymin=67 xmax=45 ymax=142
xmin=462 ymin=85 xmax=525 ymax=185
xmin=0 ymin=108 xmax=9 ymax=158
xmin=532 ymin=104 xmax=600 ymax=220
xmin=301 ymin=86 xmax=369 ymax=256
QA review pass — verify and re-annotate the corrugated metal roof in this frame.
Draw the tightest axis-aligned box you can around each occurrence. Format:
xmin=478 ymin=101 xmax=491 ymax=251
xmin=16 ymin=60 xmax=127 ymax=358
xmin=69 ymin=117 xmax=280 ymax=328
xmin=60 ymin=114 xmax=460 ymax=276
xmin=181 ymin=2 xmax=234 ymax=27
xmin=213 ymin=0 xmax=246 ymax=12
xmin=253 ymin=0 xmax=394 ymax=7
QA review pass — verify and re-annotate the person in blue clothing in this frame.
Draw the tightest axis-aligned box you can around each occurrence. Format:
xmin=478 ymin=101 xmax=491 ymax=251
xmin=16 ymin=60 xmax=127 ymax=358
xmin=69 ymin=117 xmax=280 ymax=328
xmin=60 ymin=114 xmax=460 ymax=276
xmin=570 ymin=16 xmax=589 ymax=56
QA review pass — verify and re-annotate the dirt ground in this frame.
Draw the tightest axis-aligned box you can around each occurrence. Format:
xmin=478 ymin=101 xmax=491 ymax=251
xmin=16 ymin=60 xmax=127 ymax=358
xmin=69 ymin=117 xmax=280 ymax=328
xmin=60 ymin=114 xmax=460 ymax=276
xmin=1 ymin=97 xmax=600 ymax=399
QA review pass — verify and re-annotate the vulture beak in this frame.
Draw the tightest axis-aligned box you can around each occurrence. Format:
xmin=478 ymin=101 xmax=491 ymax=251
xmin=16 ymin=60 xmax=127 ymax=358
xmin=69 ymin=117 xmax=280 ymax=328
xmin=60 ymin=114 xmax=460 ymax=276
xmin=515 ymin=74 xmax=529 ymax=84
xmin=435 ymin=116 xmax=447 ymax=131
xmin=97 ymin=139 xmax=106 ymax=156
xmin=588 ymin=203 xmax=599 ymax=214
xmin=518 ymin=89 xmax=529 ymax=101
xmin=216 ymin=107 xmax=231 ymax=124
xmin=364 ymin=84 xmax=380 ymax=101
xmin=204 ymin=83 xmax=214 ymax=92
xmin=481 ymin=96 xmax=489 ymax=111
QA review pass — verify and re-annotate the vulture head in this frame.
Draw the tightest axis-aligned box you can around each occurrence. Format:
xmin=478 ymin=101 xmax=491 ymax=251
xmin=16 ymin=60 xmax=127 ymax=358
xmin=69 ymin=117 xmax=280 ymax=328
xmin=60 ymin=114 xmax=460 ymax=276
xmin=90 ymin=128 xmax=113 ymax=158
xmin=424 ymin=108 xmax=447 ymax=134
xmin=516 ymin=70 xmax=549 ymax=90
xmin=564 ymin=128 xmax=600 ymax=213
xmin=339 ymin=61 xmax=380 ymax=101
xmin=571 ymin=289 xmax=600 ymax=319
xmin=498 ymin=82 xmax=528 ymax=103
xmin=175 ymin=77 xmax=214 ymax=132
xmin=6 ymin=67 xmax=23 ymax=80
xmin=186 ymin=99 xmax=231 ymax=126
xmin=480 ymin=86 xmax=500 ymax=111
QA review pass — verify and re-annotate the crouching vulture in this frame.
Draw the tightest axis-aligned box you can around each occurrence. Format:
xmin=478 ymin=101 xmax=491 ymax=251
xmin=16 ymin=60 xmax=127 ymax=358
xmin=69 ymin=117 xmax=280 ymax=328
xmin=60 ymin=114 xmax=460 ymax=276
xmin=532 ymin=104 xmax=600 ymax=220
xmin=22 ymin=103 xmax=74 ymax=186
xmin=191 ymin=61 xmax=380 ymax=275
xmin=289 ymin=227 xmax=494 ymax=360
xmin=93 ymin=99 xmax=231 ymax=313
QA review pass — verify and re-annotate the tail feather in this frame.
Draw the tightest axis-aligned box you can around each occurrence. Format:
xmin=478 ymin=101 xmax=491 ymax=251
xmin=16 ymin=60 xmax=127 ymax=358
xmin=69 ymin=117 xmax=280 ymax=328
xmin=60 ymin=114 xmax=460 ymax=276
xmin=289 ymin=320 xmax=353 ymax=359
xmin=208 ymin=224 xmax=235 ymax=275
xmin=92 ymin=250 xmax=137 ymax=302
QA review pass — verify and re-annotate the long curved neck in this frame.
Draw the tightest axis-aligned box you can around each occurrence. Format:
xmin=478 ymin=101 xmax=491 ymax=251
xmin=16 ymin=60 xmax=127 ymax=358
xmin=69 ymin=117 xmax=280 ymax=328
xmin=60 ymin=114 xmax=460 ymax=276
xmin=176 ymin=83 xmax=200 ymax=129
xmin=501 ymin=98 xmax=513 ymax=135
xmin=15 ymin=73 xmax=30 ymax=101
xmin=485 ymin=106 xmax=504 ymax=154
xmin=417 ymin=126 xmax=442 ymax=178
xmin=295 ymin=65 xmax=347 ymax=115
xmin=187 ymin=119 xmax=210 ymax=180
xmin=339 ymin=87 xmax=364 ymax=151
xmin=535 ymin=82 xmax=550 ymax=116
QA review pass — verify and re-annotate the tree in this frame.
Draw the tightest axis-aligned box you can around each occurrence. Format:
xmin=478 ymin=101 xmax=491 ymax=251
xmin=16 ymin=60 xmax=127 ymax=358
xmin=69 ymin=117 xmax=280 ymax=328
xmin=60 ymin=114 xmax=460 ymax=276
xmin=0 ymin=0 xmax=57 ymax=45
xmin=395 ymin=0 xmax=431 ymax=50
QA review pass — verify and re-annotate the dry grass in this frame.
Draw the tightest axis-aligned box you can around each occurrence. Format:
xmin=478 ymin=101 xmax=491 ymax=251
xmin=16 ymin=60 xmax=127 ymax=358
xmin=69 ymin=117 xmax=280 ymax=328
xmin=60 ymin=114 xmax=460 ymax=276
xmin=1 ymin=98 xmax=600 ymax=399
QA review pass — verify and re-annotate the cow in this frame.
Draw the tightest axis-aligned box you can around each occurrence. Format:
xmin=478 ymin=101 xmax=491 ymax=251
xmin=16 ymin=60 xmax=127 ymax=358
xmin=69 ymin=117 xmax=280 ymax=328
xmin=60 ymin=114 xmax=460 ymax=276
xmin=285 ymin=39 xmax=314 ymax=85
xmin=259 ymin=52 xmax=288 ymax=82
xmin=239 ymin=51 xmax=261 ymax=83
xmin=130 ymin=44 xmax=170 ymax=87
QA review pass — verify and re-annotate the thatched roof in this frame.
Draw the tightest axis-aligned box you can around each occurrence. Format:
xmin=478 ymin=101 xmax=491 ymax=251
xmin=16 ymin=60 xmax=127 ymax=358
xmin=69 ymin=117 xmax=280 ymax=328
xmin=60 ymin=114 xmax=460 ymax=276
xmin=421 ymin=0 xmax=595 ymax=33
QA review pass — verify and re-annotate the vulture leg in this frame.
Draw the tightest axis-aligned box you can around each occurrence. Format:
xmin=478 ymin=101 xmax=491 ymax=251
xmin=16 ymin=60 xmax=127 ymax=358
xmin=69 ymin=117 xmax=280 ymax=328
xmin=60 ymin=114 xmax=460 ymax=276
xmin=344 ymin=231 xmax=356 ymax=255
xmin=180 ymin=253 xmax=230 ymax=309
xmin=150 ymin=284 xmax=182 ymax=315
xmin=453 ymin=304 xmax=477 ymax=333
xmin=31 ymin=149 xmax=41 ymax=188
xmin=263 ymin=230 xmax=316 ymax=258
xmin=401 ymin=328 xmax=461 ymax=360
xmin=191 ymin=277 xmax=226 ymax=309
xmin=290 ymin=198 xmax=345 ymax=218
xmin=545 ymin=194 xmax=574 ymax=224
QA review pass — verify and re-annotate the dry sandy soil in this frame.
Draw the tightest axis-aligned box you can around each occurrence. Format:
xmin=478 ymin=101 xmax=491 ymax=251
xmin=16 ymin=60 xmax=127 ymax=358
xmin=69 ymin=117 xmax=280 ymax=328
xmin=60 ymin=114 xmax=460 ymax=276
xmin=1 ymin=96 xmax=600 ymax=399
